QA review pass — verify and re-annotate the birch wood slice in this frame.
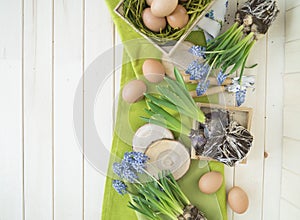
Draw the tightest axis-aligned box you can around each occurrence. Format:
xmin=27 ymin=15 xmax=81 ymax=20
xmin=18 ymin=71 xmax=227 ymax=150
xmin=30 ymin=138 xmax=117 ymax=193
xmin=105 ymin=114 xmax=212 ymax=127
xmin=132 ymin=124 xmax=174 ymax=153
xmin=145 ymin=140 xmax=191 ymax=180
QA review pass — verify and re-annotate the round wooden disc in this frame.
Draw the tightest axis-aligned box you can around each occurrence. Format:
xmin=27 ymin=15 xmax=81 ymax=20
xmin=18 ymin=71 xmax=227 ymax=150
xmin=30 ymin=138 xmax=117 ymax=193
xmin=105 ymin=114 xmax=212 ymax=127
xmin=145 ymin=139 xmax=190 ymax=180
xmin=132 ymin=124 xmax=174 ymax=153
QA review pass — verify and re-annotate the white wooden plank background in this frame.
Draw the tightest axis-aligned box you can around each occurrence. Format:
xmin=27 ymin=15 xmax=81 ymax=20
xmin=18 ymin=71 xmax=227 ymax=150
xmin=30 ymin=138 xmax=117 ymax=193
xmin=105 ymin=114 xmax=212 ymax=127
xmin=280 ymin=2 xmax=300 ymax=218
xmin=0 ymin=0 xmax=291 ymax=220
xmin=23 ymin=0 xmax=53 ymax=219
xmin=0 ymin=1 xmax=23 ymax=220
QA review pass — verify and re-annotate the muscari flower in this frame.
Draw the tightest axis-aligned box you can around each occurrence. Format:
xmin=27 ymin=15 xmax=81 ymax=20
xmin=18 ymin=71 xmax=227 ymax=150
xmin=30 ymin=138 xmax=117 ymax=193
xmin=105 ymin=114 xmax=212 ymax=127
xmin=113 ymin=161 xmax=138 ymax=183
xmin=236 ymin=88 xmax=247 ymax=106
xmin=188 ymin=45 xmax=207 ymax=59
xmin=227 ymin=76 xmax=255 ymax=93
xmin=186 ymin=61 xmax=210 ymax=81
xmin=113 ymin=162 xmax=124 ymax=178
xmin=123 ymin=152 xmax=149 ymax=173
xmin=217 ymin=71 xmax=227 ymax=85
xmin=186 ymin=60 xmax=201 ymax=77
xmin=121 ymin=161 xmax=138 ymax=183
xmin=112 ymin=180 xmax=128 ymax=195
xmin=196 ymin=80 xmax=210 ymax=96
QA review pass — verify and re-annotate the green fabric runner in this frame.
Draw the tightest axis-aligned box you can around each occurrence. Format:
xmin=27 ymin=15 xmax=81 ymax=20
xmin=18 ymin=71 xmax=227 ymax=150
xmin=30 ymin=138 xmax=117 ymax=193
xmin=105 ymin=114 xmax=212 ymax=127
xmin=102 ymin=1 xmax=228 ymax=220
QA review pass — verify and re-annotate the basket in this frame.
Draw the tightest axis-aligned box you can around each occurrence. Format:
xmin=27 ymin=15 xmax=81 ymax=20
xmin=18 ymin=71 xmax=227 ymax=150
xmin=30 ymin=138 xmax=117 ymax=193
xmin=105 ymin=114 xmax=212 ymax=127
xmin=114 ymin=0 xmax=215 ymax=55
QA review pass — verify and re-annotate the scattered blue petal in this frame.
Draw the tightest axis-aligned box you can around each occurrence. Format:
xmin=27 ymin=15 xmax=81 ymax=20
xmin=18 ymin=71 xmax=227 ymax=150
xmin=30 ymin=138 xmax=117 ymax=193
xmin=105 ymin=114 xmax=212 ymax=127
xmin=196 ymin=80 xmax=210 ymax=96
xmin=236 ymin=88 xmax=247 ymax=106
xmin=112 ymin=180 xmax=128 ymax=195
xmin=217 ymin=71 xmax=227 ymax=85
xmin=189 ymin=45 xmax=207 ymax=59
xmin=225 ymin=0 xmax=229 ymax=8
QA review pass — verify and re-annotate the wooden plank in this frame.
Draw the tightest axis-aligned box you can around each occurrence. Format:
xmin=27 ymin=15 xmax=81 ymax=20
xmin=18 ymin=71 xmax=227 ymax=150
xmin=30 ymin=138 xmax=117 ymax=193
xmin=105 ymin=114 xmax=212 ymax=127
xmin=280 ymin=199 xmax=300 ymax=220
xmin=53 ymin=0 xmax=84 ymax=219
xmin=283 ymin=106 xmax=300 ymax=140
xmin=219 ymin=1 xmax=238 ymax=219
xmin=84 ymin=0 xmax=114 ymax=219
xmin=285 ymin=40 xmax=300 ymax=73
xmin=283 ymin=138 xmax=300 ymax=175
xmin=281 ymin=169 xmax=300 ymax=209
xmin=23 ymin=0 xmax=53 ymax=219
xmin=263 ymin=0 xmax=285 ymax=218
xmin=286 ymin=6 xmax=300 ymax=42
xmin=286 ymin=0 xmax=300 ymax=11
xmin=234 ymin=0 xmax=266 ymax=217
xmin=0 ymin=1 xmax=23 ymax=220
xmin=283 ymin=73 xmax=300 ymax=106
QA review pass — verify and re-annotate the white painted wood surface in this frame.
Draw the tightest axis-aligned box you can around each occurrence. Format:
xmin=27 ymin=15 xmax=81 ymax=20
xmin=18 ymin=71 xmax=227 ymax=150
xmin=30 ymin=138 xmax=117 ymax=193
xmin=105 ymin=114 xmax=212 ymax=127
xmin=23 ymin=0 xmax=53 ymax=219
xmin=280 ymin=2 xmax=300 ymax=218
xmin=0 ymin=1 xmax=23 ymax=220
xmin=0 ymin=0 xmax=291 ymax=220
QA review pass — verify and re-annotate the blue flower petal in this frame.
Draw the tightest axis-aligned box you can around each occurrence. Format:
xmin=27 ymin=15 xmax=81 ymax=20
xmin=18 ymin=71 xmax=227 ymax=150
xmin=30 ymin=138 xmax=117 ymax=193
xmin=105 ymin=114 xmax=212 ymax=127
xmin=123 ymin=152 xmax=149 ymax=173
xmin=217 ymin=71 xmax=227 ymax=85
xmin=112 ymin=162 xmax=123 ymax=178
xmin=186 ymin=60 xmax=200 ymax=75
xmin=196 ymin=80 xmax=210 ymax=96
xmin=188 ymin=45 xmax=207 ymax=59
xmin=186 ymin=61 xmax=210 ymax=81
xmin=121 ymin=161 xmax=138 ymax=183
xmin=236 ymin=88 xmax=246 ymax=106
xmin=112 ymin=180 xmax=128 ymax=195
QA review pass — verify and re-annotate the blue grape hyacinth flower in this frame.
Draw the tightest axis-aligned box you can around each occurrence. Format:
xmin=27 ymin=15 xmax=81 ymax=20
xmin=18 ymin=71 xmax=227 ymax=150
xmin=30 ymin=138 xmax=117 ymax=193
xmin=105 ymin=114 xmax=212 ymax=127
xmin=123 ymin=152 xmax=149 ymax=173
xmin=186 ymin=60 xmax=201 ymax=77
xmin=236 ymin=88 xmax=247 ymax=106
xmin=112 ymin=180 xmax=128 ymax=195
xmin=121 ymin=161 xmax=138 ymax=183
xmin=196 ymin=80 xmax=210 ymax=96
xmin=188 ymin=45 xmax=207 ymax=59
xmin=186 ymin=61 xmax=210 ymax=81
xmin=112 ymin=162 xmax=124 ymax=178
xmin=113 ymin=161 xmax=138 ymax=183
xmin=217 ymin=71 xmax=227 ymax=85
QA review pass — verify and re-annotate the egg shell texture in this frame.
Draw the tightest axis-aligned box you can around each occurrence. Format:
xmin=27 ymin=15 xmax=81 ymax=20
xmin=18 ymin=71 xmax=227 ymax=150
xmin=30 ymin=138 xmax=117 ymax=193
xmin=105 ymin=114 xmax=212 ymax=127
xmin=227 ymin=186 xmax=249 ymax=214
xmin=142 ymin=59 xmax=165 ymax=83
xmin=198 ymin=171 xmax=223 ymax=194
xmin=167 ymin=5 xmax=189 ymax=29
xmin=151 ymin=0 xmax=178 ymax=17
xmin=142 ymin=8 xmax=167 ymax=32
xmin=122 ymin=80 xmax=147 ymax=103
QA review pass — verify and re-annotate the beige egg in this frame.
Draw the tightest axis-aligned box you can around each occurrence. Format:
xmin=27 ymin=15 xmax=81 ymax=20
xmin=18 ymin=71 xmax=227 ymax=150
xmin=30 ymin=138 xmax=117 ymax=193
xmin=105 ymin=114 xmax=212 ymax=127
xmin=142 ymin=8 xmax=167 ymax=32
xmin=142 ymin=59 xmax=165 ymax=83
xmin=198 ymin=171 xmax=223 ymax=194
xmin=167 ymin=5 xmax=189 ymax=29
xmin=122 ymin=80 xmax=147 ymax=103
xmin=146 ymin=0 xmax=153 ymax=6
xmin=151 ymin=0 xmax=178 ymax=17
xmin=228 ymin=186 xmax=249 ymax=214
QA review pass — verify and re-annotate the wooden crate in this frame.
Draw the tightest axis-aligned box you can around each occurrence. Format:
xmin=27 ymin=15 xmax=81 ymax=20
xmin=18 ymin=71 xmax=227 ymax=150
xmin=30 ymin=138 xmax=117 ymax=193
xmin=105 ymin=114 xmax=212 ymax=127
xmin=114 ymin=0 xmax=214 ymax=55
xmin=191 ymin=103 xmax=253 ymax=164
